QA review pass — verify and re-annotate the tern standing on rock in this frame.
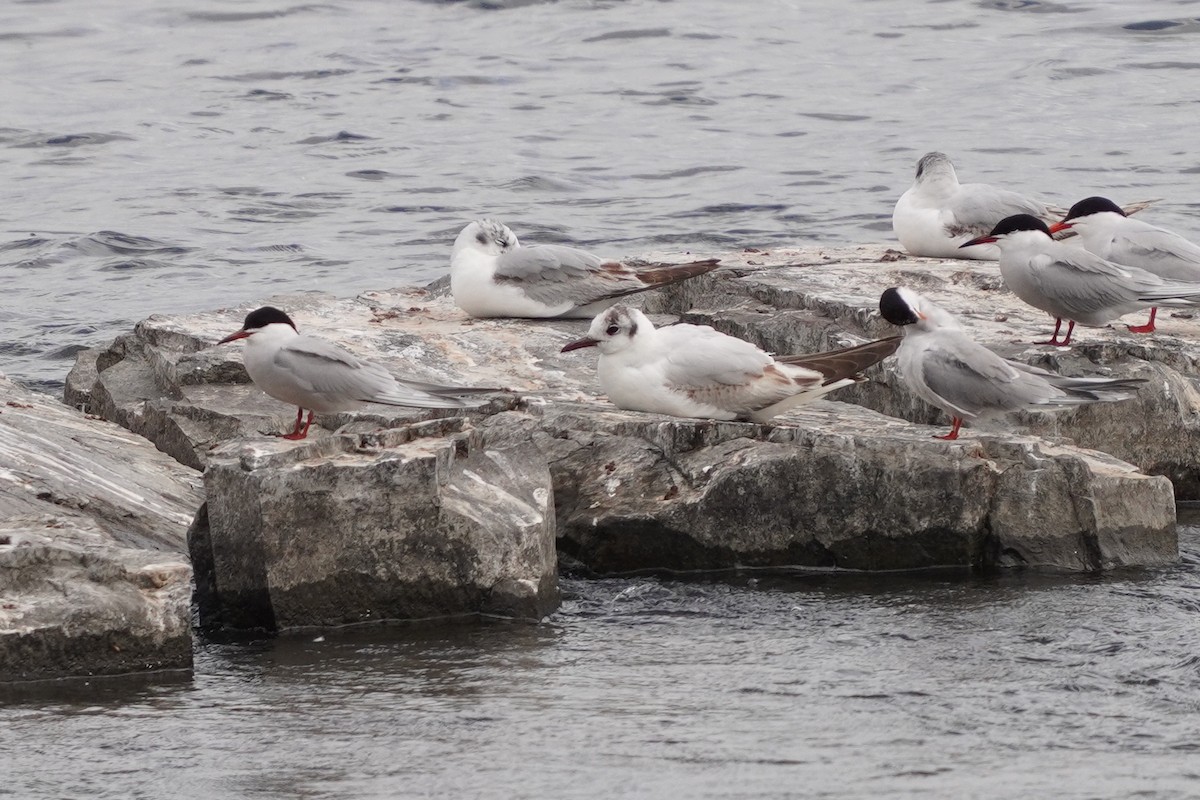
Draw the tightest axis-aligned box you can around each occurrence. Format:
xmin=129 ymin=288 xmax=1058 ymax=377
xmin=878 ymin=287 xmax=1145 ymax=440
xmin=960 ymin=214 xmax=1200 ymax=346
xmin=892 ymin=151 xmax=1062 ymax=260
xmin=451 ymin=219 xmax=720 ymax=318
xmin=560 ymin=305 xmax=901 ymax=422
xmin=218 ymin=306 xmax=496 ymax=440
xmin=1050 ymin=196 xmax=1200 ymax=334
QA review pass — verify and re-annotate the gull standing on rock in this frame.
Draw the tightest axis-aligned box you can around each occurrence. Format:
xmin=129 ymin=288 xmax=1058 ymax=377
xmin=451 ymin=219 xmax=720 ymax=318
xmin=960 ymin=214 xmax=1200 ymax=346
xmin=892 ymin=151 xmax=1063 ymax=260
xmin=218 ymin=306 xmax=496 ymax=440
xmin=559 ymin=304 xmax=901 ymax=422
xmin=1050 ymin=196 xmax=1200 ymax=334
xmin=878 ymin=287 xmax=1145 ymax=440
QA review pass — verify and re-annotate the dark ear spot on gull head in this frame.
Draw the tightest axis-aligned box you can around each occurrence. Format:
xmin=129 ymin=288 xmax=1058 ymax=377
xmin=477 ymin=218 xmax=516 ymax=251
xmin=879 ymin=288 xmax=920 ymax=327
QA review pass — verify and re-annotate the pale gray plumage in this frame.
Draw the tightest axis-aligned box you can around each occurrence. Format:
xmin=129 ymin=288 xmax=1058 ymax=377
xmin=878 ymin=286 xmax=1144 ymax=438
xmin=451 ymin=219 xmax=719 ymax=318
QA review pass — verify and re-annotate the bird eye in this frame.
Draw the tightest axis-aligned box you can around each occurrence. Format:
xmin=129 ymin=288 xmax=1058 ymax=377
xmin=475 ymin=232 xmax=488 ymax=245
xmin=606 ymin=325 xmax=620 ymax=336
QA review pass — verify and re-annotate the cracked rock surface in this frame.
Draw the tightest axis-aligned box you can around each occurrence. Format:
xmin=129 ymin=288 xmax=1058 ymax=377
xmin=67 ymin=245 xmax=1182 ymax=580
xmin=1 ymin=375 xmax=198 ymax=682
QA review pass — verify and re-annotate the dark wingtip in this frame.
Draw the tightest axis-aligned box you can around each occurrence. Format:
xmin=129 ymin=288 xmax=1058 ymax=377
xmin=775 ymin=336 xmax=903 ymax=383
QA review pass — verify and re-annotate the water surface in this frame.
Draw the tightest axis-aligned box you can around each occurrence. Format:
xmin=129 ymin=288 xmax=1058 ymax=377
xmin=3 ymin=2 xmax=1200 ymax=797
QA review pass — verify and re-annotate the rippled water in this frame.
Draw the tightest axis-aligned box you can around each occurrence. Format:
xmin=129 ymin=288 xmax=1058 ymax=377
xmin=5 ymin=1 xmax=1200 ymax=796
xmin=6 ymin=523 xmax=1200 ymax=799
xmin=4 ymin=0 xmax=1200 ymax=390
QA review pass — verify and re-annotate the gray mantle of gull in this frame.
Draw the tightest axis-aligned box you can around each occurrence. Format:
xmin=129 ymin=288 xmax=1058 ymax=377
xmin=5 ymin=244 xmax=1188 ymax=681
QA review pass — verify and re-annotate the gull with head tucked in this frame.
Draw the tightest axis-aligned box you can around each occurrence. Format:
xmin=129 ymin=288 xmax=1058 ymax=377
xmin=451 ymin=219 xmax=720 ymax=319
xmin=560 ymin=305 xmax=900 ymax=422
xmin=892 ymin=151 xmax=1062 ymax=260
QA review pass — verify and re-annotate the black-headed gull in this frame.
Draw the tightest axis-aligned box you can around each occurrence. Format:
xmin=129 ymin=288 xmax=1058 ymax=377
xmin=559 ymin=305 xmax=900 ymax=422
xmin=878 ymin=287 xmax=1144 ymax=440
xmin=960 ymin=214 xmax=1200 ymax=346
xmin=218 ymin=306 xmax=496 ymax=440
xmin=451 ymin=219 xmax=720 ymax=318
xmin=1050 ymin=196 xmax=1200 ymax=334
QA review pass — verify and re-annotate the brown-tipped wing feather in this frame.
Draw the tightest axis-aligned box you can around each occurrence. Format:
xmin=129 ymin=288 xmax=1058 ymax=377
xmin=775 ymin=336 xmax=902 ymax=385
xmin=631 ymin=258 xmax=722 ymax=287
xmin=494 ymin=243 xmax=720 ymax=309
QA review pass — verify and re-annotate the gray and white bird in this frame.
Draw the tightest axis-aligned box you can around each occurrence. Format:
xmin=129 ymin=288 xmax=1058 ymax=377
xmin=218 ymin=306 xmax=495 ymax=440
xmin=892 ymin=152 xmax=1062 ymax=260
xmin=1050 ymin=196 xmax=1200 ymax=334
xmin=560 ymin=305 xmax=900 ymax=422
xmin=878 ymin=287 xmax=1144 ymax=440
xmin=960 ymin=214 xmax=1200 ymax=346
xmin=451 ymin=219 xmax=720 ymax=318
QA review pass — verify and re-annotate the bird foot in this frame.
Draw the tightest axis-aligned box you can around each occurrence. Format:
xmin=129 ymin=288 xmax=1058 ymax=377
xmin=934 ymin=431 xmax=960 ymax=441
xmin=1126 ymin=323 xmax=1155 ymax=334
xmin=1034 ymin=339 xmax=1072 ymax=347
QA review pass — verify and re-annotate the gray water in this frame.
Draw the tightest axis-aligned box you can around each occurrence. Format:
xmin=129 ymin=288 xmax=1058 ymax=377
xmin=4 ymin=0 xmax=1200 ymax=796
xmin=5 ymin=527 xmax=1200 ymax=799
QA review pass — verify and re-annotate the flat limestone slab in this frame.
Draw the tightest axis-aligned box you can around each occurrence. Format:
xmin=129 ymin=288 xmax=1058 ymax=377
xmin=0 ymin=375 xmax=199 ymax=682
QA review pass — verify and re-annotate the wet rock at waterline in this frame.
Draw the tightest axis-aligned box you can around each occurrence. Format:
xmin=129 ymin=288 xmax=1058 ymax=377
xmin=479 ymin=403 xmax=1177 ymax=573
xmin=189 ymin=418 xmax=558 ymax=631
xmin=0 ymin=376 xmax=198 ymax=682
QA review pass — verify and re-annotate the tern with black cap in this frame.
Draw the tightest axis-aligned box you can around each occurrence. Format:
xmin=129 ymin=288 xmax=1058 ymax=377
xmin=960 ymin=214 xmax=1200 ymax=346
xmin=218 ymin=306 xmax=496 ymax=440
xmin=879 ymin=287 xmax=1145 ymax=440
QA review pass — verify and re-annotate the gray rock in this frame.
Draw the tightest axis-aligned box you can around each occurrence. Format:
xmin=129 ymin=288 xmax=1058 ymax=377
xmin=478 ymin=402 xmax=1177 ymax=572
xmin=0 ymin=375 xmax=199 ymax=682
xmin=191 ymin=418 xmax=558 ymax=631
xmin=69 ymin=248 xmax=1184 ymax=576
xmin=644 ymin=246 xmax=1200 ymax=499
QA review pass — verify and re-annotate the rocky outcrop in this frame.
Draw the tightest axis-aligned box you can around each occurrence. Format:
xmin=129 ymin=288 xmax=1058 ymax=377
xmin=0 ymin=375 xmax=198 ymax=682
xmin=67 ymin=250 xmax=1183 ymax=579
xmin=645 ymin=245 xmax=1200 ymax=498
xmin=478 ymin=403 xmax=1176 ymax=572
xmin=190 ymin=418 xmax=558 ymax=631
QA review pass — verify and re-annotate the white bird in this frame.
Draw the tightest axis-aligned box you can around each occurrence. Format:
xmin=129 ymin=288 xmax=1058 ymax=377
xmin=1050 ymin=196 xmax=1200 ymax=334
xmin=878 ymin=286 xmax=1145 ymax=440
xmin=218 ymin=306 xmax=496 ymax=440
xmin=451 ymin=219 xmax=720 ymax=318
xmin=960 ymin=214 xmax=1200 ymax=346
xmin=892 ymin=151 xmax=1062 ymax=260
xmin=559 ymin=305 xmax=901 ymax=422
